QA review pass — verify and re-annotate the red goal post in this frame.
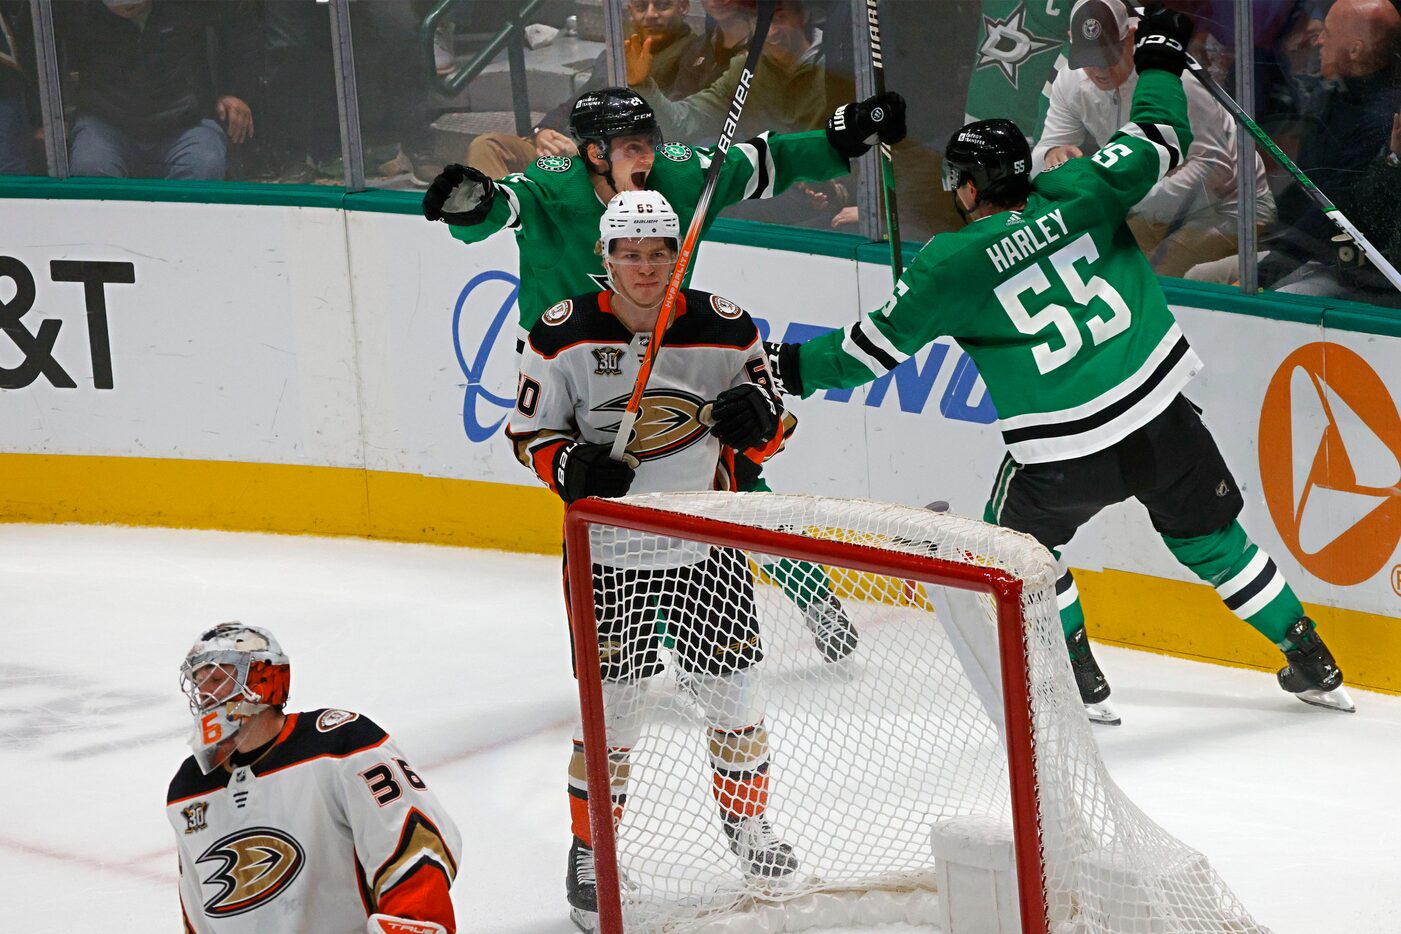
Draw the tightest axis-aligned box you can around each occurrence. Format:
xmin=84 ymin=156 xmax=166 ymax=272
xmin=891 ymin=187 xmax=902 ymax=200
xmin=563 ymin=492 xmax=1265 ymax=934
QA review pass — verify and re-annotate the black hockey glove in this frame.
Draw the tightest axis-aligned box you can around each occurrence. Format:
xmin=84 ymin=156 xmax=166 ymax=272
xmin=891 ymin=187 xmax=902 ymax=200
xmin=422 ymin=164 xmax=496 ymax=225
xmin=763 ymin=341 xmax=804 ymax=397
xmin=1133 ymin=4 xmax=1193 ymax=77
xmin=553 ymin=442 xmax=637 ymax=503
xmin=704 ymin=384 xmax=780 ymax=451
xmin=825 ymin=92 xmax=907 ymax=160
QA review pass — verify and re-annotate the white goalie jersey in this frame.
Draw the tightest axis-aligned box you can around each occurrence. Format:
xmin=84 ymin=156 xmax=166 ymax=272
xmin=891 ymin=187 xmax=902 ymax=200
xmin=166 ymin=708 xmax=461 ymax=933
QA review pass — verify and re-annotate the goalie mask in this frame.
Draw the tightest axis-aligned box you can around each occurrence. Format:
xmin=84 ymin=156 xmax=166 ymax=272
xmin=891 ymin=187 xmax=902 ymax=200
xmin=180 ymin=622 xmax=291 ymax=773
xmin=599 ymin=190 xmax=681 ymax=296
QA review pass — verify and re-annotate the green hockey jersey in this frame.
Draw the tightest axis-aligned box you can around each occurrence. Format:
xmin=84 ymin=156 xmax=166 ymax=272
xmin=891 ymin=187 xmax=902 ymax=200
xmin=797 ymin=70 xmax=1199 ymax=465
xmin=445 ymin=130 xmax=850 ymax=331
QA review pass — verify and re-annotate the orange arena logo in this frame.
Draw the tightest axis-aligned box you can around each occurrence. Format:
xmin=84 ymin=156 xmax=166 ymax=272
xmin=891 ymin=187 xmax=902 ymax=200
xmin=1259 ymin=342 xmax=1401 ymax=586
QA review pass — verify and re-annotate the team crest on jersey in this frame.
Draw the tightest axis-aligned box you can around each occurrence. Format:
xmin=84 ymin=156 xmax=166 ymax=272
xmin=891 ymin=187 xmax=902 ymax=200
xmin=197 ymin=827 xmax=306 ymax=917
xmin=182 ymin=800 xmax=209 ymax=834
xmin=535 ymin=155 xmax=572 ymax=173
xmin=597 ymin=389 xmax=709 ymax=462
xmin=710 ymin=295 xmax=743 ymax=319
xmin=593 ymin=346 xmax=624 ymax=376
xmin=542 ymin=300 xmax=574 ymax=326
xmin=315 ymin=709 xmax=359 ymax=732
xmin=659 ymin=142 xmax=693 ymax=163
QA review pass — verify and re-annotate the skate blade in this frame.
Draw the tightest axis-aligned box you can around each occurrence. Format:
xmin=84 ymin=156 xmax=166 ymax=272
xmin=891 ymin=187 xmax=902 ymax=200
xmin=1084 ymin=701 xmax=1122 ymax=725
xmin=1295 ymin=685 xmax=1356 ymax=713
xmin=569 ymin=907 xmax=598 ymax=933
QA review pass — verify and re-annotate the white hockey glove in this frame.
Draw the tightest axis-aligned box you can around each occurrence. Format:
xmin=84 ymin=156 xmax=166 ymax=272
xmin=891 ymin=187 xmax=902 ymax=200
xmin=422 ymin=164 xmax=496 ymax=225
xmin=367 ymin=914 xmax=447 ymax=934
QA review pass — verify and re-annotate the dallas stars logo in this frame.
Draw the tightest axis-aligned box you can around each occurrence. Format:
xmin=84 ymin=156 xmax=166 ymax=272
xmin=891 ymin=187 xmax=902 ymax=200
xmin=976 ymin=3 xmax=1060 ymax=89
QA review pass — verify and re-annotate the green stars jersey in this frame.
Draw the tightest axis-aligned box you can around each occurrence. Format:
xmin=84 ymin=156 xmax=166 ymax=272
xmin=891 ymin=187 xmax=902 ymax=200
xmin=797 ymin=70 xmax=1199 ymax=464
xmin=444 ymin=130 xmax=850 ymax=331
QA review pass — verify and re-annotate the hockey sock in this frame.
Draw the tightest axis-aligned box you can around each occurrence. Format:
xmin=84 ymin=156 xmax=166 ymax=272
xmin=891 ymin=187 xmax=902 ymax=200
xmin=764 ymin=557 xmax=837 ymax=612
xmin=1160 ymin=521 xmax=1304 ymax=646
xmin=1055 ymin=569 xmax=1086 ymax=640
xmin=568 ymin=740 xmax=629 ymax=847
xmin=709 ymin=724 xmax=771 ymax=820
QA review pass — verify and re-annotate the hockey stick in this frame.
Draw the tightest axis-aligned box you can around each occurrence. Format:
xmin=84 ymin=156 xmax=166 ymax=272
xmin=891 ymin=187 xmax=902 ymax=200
xmin=609 ymin=1 xmax=778 ymax=461
xmin=1136 ymin=7 xmax=1401 ymax=293
xmin=865 ymin=0 xmax=902 ymax=281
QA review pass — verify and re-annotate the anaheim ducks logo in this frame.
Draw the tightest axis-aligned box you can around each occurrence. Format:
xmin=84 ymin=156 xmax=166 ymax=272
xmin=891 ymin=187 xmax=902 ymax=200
xmin=596 ymin=389 xmax=709 ymax=462
xmin=197 ymin=827 xmax=305 ymax=917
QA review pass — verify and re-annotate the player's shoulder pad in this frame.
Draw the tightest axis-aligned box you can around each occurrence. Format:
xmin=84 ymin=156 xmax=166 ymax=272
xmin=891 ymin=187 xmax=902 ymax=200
xmin=259 ymin=708 xmax=389 ymax=772
xmin=528 ymin=292 xmax=629 ymax=358
xmin=168 ymin=754 xmax=228 ymax=805
xmin=663 ymin=289 xmax=757 ymax=349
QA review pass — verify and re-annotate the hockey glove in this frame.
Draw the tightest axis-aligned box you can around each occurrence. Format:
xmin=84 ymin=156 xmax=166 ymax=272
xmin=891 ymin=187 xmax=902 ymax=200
xmin=703 ymin=384 xmax=780 ymax=451
xmin=763 ymin=341 xmax=804 ymax=397
xmin=825 ymin=92 xmax=908 ymax=160
xmin=1133 ymin=4 xmax=1193 ymax=77
xmin=422 ymin=164 xmax=496 ymax=225
xmin=553 ymin=442 xmax=638 ymax=503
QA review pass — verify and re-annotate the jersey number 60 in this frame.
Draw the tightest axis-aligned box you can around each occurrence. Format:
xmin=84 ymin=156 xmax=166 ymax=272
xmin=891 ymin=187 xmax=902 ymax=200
xmin=993 ymin=233 xmax=1132 ymax=375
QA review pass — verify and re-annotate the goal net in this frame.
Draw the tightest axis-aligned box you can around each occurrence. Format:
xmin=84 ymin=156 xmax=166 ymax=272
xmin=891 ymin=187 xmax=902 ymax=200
xmin=564 ymin=492 xmax=1266 ymax=934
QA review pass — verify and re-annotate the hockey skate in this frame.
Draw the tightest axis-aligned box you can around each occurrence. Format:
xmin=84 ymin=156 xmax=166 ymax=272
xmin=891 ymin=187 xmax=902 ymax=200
xmin=1067 ymin=626 xmax=1120 ymax=726
xmin=722 ymin=815 xmax=800 ymax=878
xmin=567 ymin=836 xmax=599 ymax=932
xmin=1277 ymin=618 xmax=1355 ymax=713
xmin=802 ymin=592 xmax=859 ymax=662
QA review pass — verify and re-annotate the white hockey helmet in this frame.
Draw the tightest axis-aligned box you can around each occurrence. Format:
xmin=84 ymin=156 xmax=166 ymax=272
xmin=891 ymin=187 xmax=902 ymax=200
xmin=180 ymin=622 xmax=291 ymax=772
xmin=599 ymin=190 xmax=680 ymax=254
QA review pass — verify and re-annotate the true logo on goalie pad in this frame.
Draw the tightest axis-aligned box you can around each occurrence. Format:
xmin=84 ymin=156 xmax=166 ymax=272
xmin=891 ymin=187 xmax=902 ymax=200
xmin=197 ymin=827 xmax=306 ymax=916
xmin=316 ymin=709 xmax=360 ymax=732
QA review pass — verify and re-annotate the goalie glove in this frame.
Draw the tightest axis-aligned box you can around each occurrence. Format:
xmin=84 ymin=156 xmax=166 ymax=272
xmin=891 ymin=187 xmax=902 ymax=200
xmin=763 ymin=341 xmax=804 ymax=397
xmin=1133 ymin=3 xmax=1193 ymax=77
xmin=702 ymin=384 xmax=780 ymax=451
xmin=367 ymin=915 xmax=447 ymax=934
xmin=826 ymin=92 xmax=907 ymax=160
xmin=422 ymin=163 xmax=496 ymax=225
xmin=554 ymin=442 xmax=638 ymax=503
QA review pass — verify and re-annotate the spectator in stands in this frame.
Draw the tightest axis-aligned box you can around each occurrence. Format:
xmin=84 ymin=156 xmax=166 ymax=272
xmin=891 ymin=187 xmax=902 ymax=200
xmin=690 ymin=0 xmax=757 ymax=90
xmin=631 ymin=0 xmax=827 ymax=142
xmin=468 ymin=0 xmax=720 ymax=180
xmin=1259 ymin=0 xmax=1401 ymax=296
xmin=58 ymin=0 xmax=258 ymax=181
xmin=0 ymin=0 xmax=37 ymax=175
xmin=1033 ymin=0 xmax=1274 ymax=278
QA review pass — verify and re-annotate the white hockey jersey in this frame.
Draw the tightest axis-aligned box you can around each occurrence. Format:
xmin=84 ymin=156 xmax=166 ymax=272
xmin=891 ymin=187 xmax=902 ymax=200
xmin=506 ymin=288 xmax=787 ymax=566
xmin=166 ymin=708 xmax=461 ymax=934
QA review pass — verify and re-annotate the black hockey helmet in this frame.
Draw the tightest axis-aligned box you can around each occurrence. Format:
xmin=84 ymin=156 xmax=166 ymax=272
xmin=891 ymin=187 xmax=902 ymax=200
xmin=569 ymin=87 xmax=663 ymax=156
xmin=942 ymin=118 xmax=1033 ymax=207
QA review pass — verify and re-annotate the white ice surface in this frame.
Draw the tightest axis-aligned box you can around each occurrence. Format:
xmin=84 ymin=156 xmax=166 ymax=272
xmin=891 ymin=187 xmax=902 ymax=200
xmin=1 ymin=524 xmax=1397 ymax=933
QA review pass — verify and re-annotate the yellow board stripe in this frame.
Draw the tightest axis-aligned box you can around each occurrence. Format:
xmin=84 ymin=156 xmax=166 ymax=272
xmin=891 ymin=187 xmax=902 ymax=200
xmin=0 ymin=453 xmax=563 ymax=553
xmin=3 ymin=453 xmax=1395 ymax=694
